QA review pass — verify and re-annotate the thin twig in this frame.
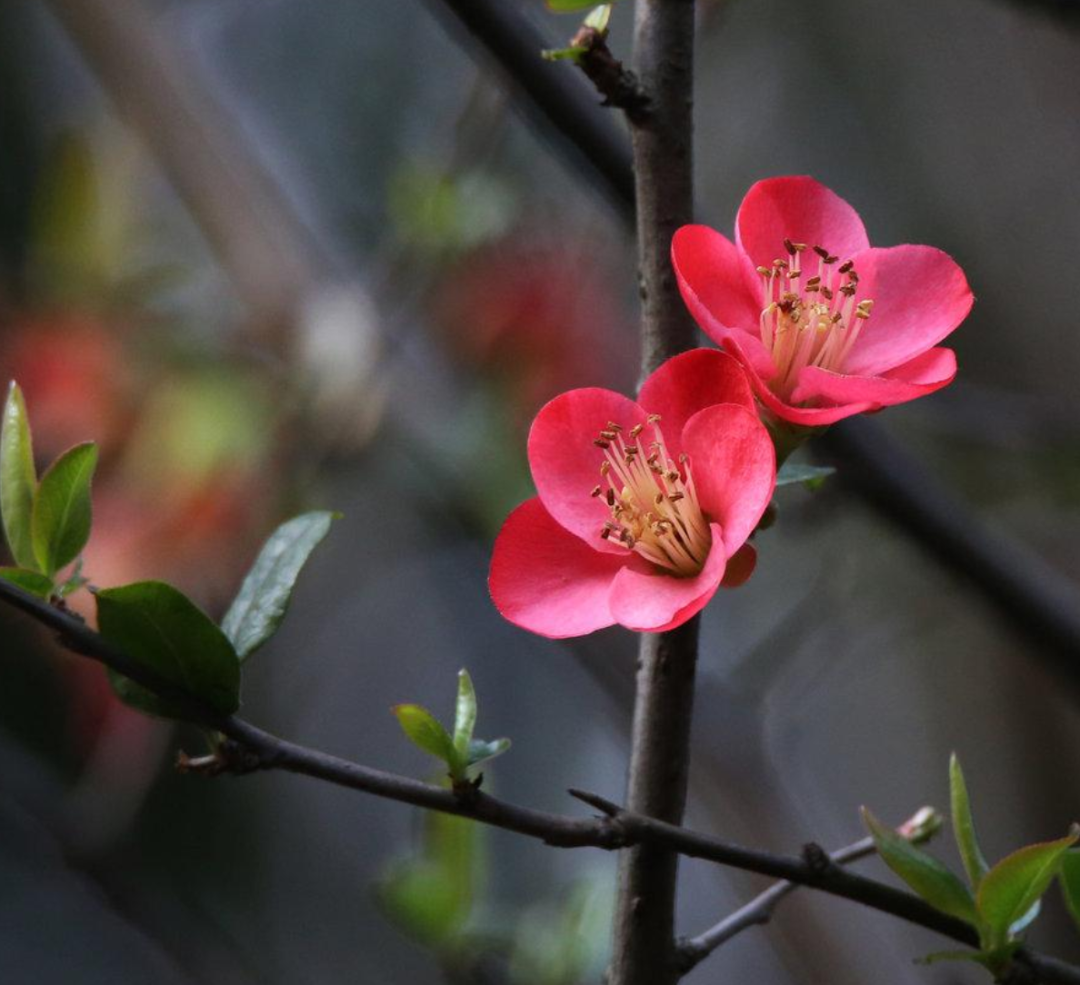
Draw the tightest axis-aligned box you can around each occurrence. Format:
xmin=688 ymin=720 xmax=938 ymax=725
xmin=676 ymin=835 xmax=877 ymax=972
xmin=2 ymin=580 xmax=1079 ymax=984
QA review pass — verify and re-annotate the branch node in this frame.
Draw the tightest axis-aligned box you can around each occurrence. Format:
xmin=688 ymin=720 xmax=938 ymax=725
xmin=802 ymin=842 xmax=833 ymax=877
xmin=567 ymin=26 xmax=650 ymax=124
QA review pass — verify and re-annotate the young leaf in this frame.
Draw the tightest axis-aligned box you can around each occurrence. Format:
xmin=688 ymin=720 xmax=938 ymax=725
xmin=392 ymin=704 xmax=455 ymax=766
xmin=1 ymin=382 xmax=39 ymax=570
xmin=950 ymin=753 xmax=990 ymax=888
xmin=1060 ymin=851 xmax=1080 ymax=933
xmin=221 ymin=510 xmax=339 ymax=660
xmin=976 ymin=830 xmax=1079 ymax=947
xmin=97 ymin=581 xmax=241 ymax=717
xmin=775 ymin=461 xmax=836 ymax=490
xmin=453 ymin=669 xmax=478 ymax=765
xmin=862 ymin=808 xmax=979 ymax=925
xmin=584 ymin=4 xmax=612 ymax=31
xmin=0 ymin=566 xmax=54 ymax=599
xmin=31 ymin=442 xmax=98 ymax=577
xmin=467 ymin=737 xmax=511 ymax=769
xmin=547 ymin=0 xmax=618 ymax=12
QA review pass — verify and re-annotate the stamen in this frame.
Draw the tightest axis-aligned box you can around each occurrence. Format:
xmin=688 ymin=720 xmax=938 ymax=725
xmin=757 ymin=237 xmax=877 ymax=399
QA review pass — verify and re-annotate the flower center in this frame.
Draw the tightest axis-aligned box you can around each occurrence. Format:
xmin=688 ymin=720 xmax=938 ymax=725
xmin=756 ymin=239 xmax=875 ymax=401
xmin=590 ymin=415 xmax=711 ymax=577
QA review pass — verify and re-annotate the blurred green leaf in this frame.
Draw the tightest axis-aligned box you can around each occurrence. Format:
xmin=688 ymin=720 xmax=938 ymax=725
xmin=546 ymin=0 xmax=618 ymax=11
xmin=0 ymin=566 xmax=54 ymax=598
xmin=393 ymin=704 xmax=455 ymax=767
xmin=453 ymin=669 xmax=478 ymax=767
xmin=1 ymin=382 xmax=39 ymax=570
xmin=950 ymin=754 xmax=989 ymax=888
xmin=31 ymin=442 xmax=97 ymax=577
xmin=1059 ymin=851 xmax=1080 ymax=933
xmin=221 ymin=510 xmax=339 ymax=660
xmin=862 ymin=808 xmax=978 ymax=925
xmin=377 ymin=808 xmax=478 ymax=945
xmin=467 ymin=737 xmax=511 ymax=770
xmin=977 ymin=830 xmax=1079 ymax=947
xmin=541 ymin=45 xmax=589 ymax=63
xmin=97 ymin=581 xmax=241 ymax=717
xmin=775 ymin=461 xmax=835 ymax=490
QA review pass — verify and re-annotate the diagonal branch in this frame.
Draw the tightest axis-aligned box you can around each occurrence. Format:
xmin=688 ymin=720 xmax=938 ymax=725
xmin=428 ymin=0 xmax=1080 ymax=690
xmin=676 ymin=834 xmax=879 ymax=972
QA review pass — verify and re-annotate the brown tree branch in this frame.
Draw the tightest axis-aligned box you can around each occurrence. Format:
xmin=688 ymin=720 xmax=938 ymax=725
xmin=607 ymin=0 xmax=700 ymax=982
xmin=1 ymin=578 xmax=1079 ymax=984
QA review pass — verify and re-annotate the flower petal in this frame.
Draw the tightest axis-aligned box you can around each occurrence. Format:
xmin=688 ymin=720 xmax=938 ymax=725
xmin=528 ymin=387 xmax=643 ymax=552
xmin=680 ymin=404 xmax=775 ymax=554
xmin=637 ymin=348 xmax=756 ymax=449
xmin=608 ymin=524 xmax=727 ymax=632
xmin=793 ymin=347 xmax=957 ymax=410
xmin=842 ymin=245 xmax=973 ymax=377
xmin=736 ymin=176 xmax=870 ymax=272
xmin=669 ymin=224 xmax=764 ymax=352
xmin=489 ymin=498 xmax=625 ymax=638
xmin=735 ymin=356 xmax=878 ymax=427
xmin=720 ymin=542 xmax=757 ymax=588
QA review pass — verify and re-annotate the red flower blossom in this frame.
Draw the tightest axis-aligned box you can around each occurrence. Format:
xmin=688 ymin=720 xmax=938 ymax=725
xmin=489 ymin=350 xmax=775 ymax=638
xmin=672 ymin=176 xmax=974 ymax=428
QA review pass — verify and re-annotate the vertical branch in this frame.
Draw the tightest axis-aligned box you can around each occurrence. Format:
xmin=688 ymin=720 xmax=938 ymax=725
xmin=609 ymin=2 xmax=698 ymax=984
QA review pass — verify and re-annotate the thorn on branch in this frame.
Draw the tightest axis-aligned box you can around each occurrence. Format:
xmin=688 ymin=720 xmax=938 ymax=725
xmin=565 ymin=26 xmax=650 ymax=124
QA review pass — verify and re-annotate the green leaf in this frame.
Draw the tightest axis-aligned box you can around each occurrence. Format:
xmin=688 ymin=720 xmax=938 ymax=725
xmin=977 ymin=830 xmax=1079 ymax=947
xmin=0 ymin=566 xmax=54 ymax=598
xmin=467 ymin=737 xmax=511 ymax=769
xmin=1 ymin=382 xmax=39 ymax=570
xmin=97 ymin=581 xmax=241 ymax=717
xmin=392 ymin=704 xmax=455 ymax=767
xmin=950 ymin=754 xmax=990 ymax=888
xmin=541 ymin=45 xmax=589 ymax=63
xmin=547 ymin=0 xmax=618 ymax=11
xmin=31 ymin=442 xmax=97 ymax=577
xmin=862 ymin=808 xmax=978 ymax=925
xmin=1059 ymin=851 xmax=1080 ymax=933
xmin=584 ymin=4 xmax=612 ymax=31
xmin=453 ymin=669 xmax=478 ymax=766
xmin=775 ymin=461 xmax=836 ymax=490
xmin=917 ymin=944 xmax=1018 ymax=973
xmin=221 ymin=510 xmax=339 ymax=660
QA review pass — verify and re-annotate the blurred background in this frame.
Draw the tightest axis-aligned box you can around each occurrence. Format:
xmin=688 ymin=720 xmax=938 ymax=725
xmin=1 ymin=0 xmax=1079 ymax=982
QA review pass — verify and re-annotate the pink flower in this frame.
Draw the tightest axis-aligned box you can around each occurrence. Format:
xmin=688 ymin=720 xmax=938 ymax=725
xmin=672 ymin=176 xmax=974 ymax=428
xmin=488 ymin=349 xmax=775 ymax=638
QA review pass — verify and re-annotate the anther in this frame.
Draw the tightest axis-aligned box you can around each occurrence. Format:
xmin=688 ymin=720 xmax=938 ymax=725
xmin=783 ymin=238 xmax=796 ymax=255
xmin=806 ymin=276 xmax=821 ymax=287
xmin=825 ymin=254 xmax=838 ymax=264
xmin=600 ymin=462 xmax=611 ymax=476
xmin=756 ymin=265 xmax=771 ymax=276
xmin=606 ymin=489 xmax=616 ymax=506
xmin=600 ymin=527 xmax=611 ymax=540
xmin=599 ymin=430 xmax=617 ymax=440
xmin=630 ymin=424 xmax=644 ymax=438
xmin=594 ymin=439 xmax=610 ymax=449
xmin=788 ymin=269 xmax=801 ymax=279
xmin=666 ymin=471 xmax=680 ymax=482
xmin=838 ymin=284 xmax=856 ymax=297
xmin=813 ymin=245 xmax=830 ymax=259
xmin=821 ymin=287 xmax=834 ymax=300
xmin=591 ymin=485 xmax=602 ymax=497
xmin=679 ymin=453 xmax=689 ymax=463
xmin=647 ymin=414 xmax=662 ymax=424
xmin=606 ymin=421 xmax=623 ymax=431
xmin=654 ymin=493 xmax=664 ymax=506
xmin=669 ymin=492 xmax=684 ymax=502
xmin=838 ymin=260 xmax=853 ymax=274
